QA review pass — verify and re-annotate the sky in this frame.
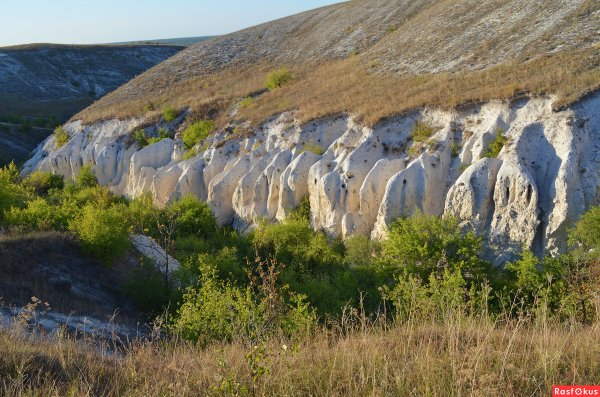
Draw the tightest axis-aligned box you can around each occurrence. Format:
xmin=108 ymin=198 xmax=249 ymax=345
xmin=0 ymin=0 xmax=342 ymax=47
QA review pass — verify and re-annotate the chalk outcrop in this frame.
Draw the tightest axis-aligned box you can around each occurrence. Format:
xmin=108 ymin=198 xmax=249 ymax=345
xmin=23 ymin=93 xmax=600 ymax=262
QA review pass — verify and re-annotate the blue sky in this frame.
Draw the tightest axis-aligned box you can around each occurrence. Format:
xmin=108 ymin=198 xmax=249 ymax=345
xmin=0 ymin=1 xmax=342 ymax=47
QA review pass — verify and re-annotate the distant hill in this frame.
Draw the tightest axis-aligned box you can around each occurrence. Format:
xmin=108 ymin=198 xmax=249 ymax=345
xmin=111 ymin=36 xmax=214 ymax=47
xmin=0 ymin=44 xmax=183 ymax=120
xmin=0 ymin=43 xmax=182 ymax=165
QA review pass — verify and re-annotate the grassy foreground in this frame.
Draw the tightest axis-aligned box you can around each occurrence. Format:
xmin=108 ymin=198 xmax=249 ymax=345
xmin=1 ymin=312 xmax=599 ymax=397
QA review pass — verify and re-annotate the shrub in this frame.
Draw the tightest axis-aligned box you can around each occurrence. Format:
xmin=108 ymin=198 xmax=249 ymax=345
xmin=505 ymin=249 xmax=544 ymax=301
xmin=174 ymin=259 xmax=315 ymax=344
xmin=53 ymin=126 xmax=69 ymax=148
xmin=22 ymin=172 xmax=64 ymax=196
xmin=69 ymin=203 xmax=130 ymax=264
xmin=483 ymin=128 xmax=507 ymax=158
xmin=482 ymin=128 xmax=507 ymax=158
xmin=76 ymin=165 xmax=98 ymax=188
xmin=0 ymin=162 xmax=29 ymax=217
xmin=124 ymin=257 xmax=171 ymax=315
xmin=381 ymin=268 xmax=483 ymax=322
xmin=344 ymin=235 xmax=381 ymax=267
xmin=5 ymin=197 xmax=69 ymax=231
xmin=182 ymin=148 xmax=198 ymax=160
xmin=288 ymin=197 xmax=311 ymax=222
xmin=569 ymin=205 xmax=600 ymax=250
xmin=132 ymin=129 xmax=149 ymax=148
xmin=410 ymin=121 xmax=436 ymax=143
xmin=252 ymin=218 xmax=314 ymax=261
xmin=167 ymin=195 xmax=218 ymax=239
xmin=162 ymin=106 xmax=179 ymax=123
xmin=182 ymin=120 xmax=215 ymax=149
xmin=381 ymin=212 xmax=491 ymax=284
xmin=183 ymin=247 xmax=246 ymax=286
xmin=301 ymin=141 xmax=324 ymax=155
xmin=147 ymin=127 xmax=172 ymax=145
xmin=266 ymin=68 xmax=292 ymax=91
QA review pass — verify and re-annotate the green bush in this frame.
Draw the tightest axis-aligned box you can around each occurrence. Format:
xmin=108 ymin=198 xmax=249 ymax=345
xmin=570 ymin=205 xmax=600 ymax=250
xmin=182 ymin=120 xmax=215 ymax=150
xmin=381 ymin=212 xmax=492 ymax=284
xmin=344 ymin=235 xmax=381 ymax=267
xmin=76 ymin=165 xmax=98 ymax=188
xmin=167 ymin=195 xmax=218 ymax=239
xmin=148 ymin=127 xmax=172 ymax=145
xmin=162 ymin=106 xmax=179 ymax=123
xmin=266 ymin=68 xmax=292 ymax=91
xmin=288 ymin=197 xmax=311 ymax=222
xmin=504 ymin=249 xmax=544 ymax=304
xmin=182 ymin=148 xmax=198 ymax=160
xmin=0 ymin=163 xmax=30 ymax=218
xmin=124 ymin=257 xmax=171 ymax=315
xmin=4 ymin=197 xmax=69 ymax=231
xmin=69 ymin=203 xmax=130 ymax=264
xmin=132 ymin=129 xmax=149 ymax=149
xmin=301 ymin=141 xmax=324 ymax=155
xmin=381 ymin=268 xmax=486 ymax=322
xmin=22 ymin=172 xmax=64 ymax=196
xmin=410 ymin=121 xmax=436 ymax=143
xmin=54 ymin=126 xmax=70 ymax=148
xmin=174 ymin=260 xmax=315 ymax=344
xmin=482 ymin=128 xmax=507 ymax=158
xmin=182 ymin=247 xmax=246 ymax=286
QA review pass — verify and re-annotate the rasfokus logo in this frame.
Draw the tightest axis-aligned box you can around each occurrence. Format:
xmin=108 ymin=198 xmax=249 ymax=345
xmin=553 ymin=386 xmax=600 ymax=396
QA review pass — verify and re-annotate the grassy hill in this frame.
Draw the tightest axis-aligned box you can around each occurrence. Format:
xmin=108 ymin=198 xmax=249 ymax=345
xmin=77 ymin=0 xmax=599 ymax=125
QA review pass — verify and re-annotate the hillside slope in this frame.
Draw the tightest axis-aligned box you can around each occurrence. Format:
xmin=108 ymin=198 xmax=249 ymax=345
xmin=24 ymin=0 xmax=600 ymax=262
xmin=78 ymin=0 xmax=599 ymax=123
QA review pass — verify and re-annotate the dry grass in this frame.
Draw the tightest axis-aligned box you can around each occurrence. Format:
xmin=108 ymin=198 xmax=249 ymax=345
xmin=78 ymin=46 xmax=600 ymax=129
xmin=2 ymin=314 xmax=599 ymax=396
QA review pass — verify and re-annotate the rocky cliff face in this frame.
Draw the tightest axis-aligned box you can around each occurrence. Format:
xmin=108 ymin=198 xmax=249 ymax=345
xmin=23 ymin=92 xmax=600 ymax=262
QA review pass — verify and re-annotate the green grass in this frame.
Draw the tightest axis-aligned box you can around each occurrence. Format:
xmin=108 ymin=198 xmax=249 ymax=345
xmin=410 ymin=121 xmax=436 ymax=143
